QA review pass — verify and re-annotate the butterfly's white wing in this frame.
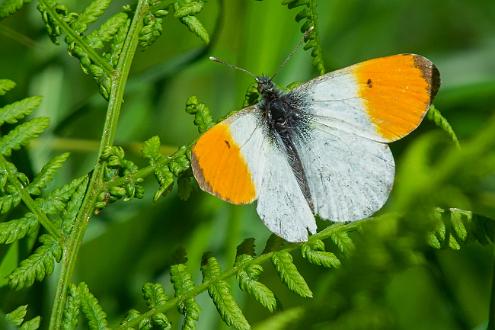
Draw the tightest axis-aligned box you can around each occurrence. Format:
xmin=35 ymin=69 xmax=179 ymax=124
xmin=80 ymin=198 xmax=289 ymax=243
xmin=293 ymin=122 xmax=394 ymax=221
xmin=192 ymin=108 xmax=316 ymax=242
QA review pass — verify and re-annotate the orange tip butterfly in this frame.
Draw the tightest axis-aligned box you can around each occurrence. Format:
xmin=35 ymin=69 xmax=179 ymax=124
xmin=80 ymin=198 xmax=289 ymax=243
xmin=191 ymin=53 xmax=440 ymax=242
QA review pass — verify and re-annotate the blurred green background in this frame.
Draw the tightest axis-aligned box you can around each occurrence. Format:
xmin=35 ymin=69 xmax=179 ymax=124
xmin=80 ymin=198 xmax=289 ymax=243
xmin=1 ymin=0 xmax=495 ymax=329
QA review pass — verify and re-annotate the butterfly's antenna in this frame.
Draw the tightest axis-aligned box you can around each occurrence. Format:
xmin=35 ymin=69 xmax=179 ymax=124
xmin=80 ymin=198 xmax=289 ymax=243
xmin=271 ymin=26 xmax=314 ymax=80
xmin=209 ymin=56 xmax=257 ymax=79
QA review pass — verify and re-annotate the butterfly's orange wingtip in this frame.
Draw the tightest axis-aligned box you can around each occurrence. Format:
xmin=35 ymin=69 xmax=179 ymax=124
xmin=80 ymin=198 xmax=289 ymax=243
xmin=192 ymin=123 xmax=257 ymax=205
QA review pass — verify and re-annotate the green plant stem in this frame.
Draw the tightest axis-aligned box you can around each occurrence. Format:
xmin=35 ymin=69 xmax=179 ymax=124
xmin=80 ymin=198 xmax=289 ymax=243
xmin=0 ymin=154 xmax=62 ymax=241
xmin=38 ymin=0 xmax=113 ymax=74
xmin=308 ymin=0 xmax=325 ymax=75
xmin=48 ymin=1 xmax=150 ymax=329
xmin=116 ymin=219 xmax=367 ymax=329
xmin=488 ymin=248 xmax=495 ymax=330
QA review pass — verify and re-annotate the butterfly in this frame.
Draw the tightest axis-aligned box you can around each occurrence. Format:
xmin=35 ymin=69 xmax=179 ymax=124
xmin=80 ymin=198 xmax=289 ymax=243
xmin=191 ymin=54 xmax=440 ymax=242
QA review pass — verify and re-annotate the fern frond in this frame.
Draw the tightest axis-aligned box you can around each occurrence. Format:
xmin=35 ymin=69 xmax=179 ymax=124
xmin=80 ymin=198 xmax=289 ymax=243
xmin=428 ymin=208 xmax=495 ymax=249
xmin=61 ymin=176 xmax=88 ymax=234
xmin=301 ymin=239 xmax=341 ymax=268
xmin=185 ymin=96 xmax=213 ymax=134
xmin=4 ymin=305 xmax=41 ymax=330
xmin=170 ymin=262 xmax=200 ymax=330
xmin=19 ymin=316 xmax=40 ymax=330
xmin=86 ymin=13 xmax=129 ymax=50
xmin=281 ymin=0 xmax=325 ymax=74
xmin=0 ymin=117 xmax=49 ymax=157
xmin=0 ymin=192 xmax=21 ymax=214
xmin=8 ymin=234 xmax=62 ymax=289
xmin=139 ymin=0 xmax=169 ymax=49
xmin=328 ymin=230 xmax=355 ymax=256
xmin=272 ymin=250 xmax=312 ymax=298
xmin=27 ymin=152 xmax=70 ymax=195
xmin=143 ymin=137 xmax=190 ymax=201
xmin=202 ymin=255 xmax=250 ymax=330
xmin=79 ymin=282 xmax=109 ymax=330
xmin=173 ymin=0 xmax=210 ymax=44
xmin=62 ymin=284 xmax=81 ymax=330
xmin=109 ymin=17 xmax=130 ymax=67
xmin=236 ymin=254 xmax=277 ymax=312
xmin=5 ymin=305 xmax=28 ymax=326
xmin=427 ymin=105 xmax=460 ymax=148
xmin=0 ymin=0 xmax=31 ymax=19
xmin=0 ymin=96 xmax=41 ymax=126
xmin=253 ymin=307 xmax=304 ymax=330
xmin=72 ymin=0 xmax=112 ymax=33
xmin=142 ymin=282 xmax=171 ymax=328
xmin=0 ymin=212 xmax=38 ymax=244
xmin=0 ymin=79 xmax=16 ymax=95
xmin=36 ymin=175 xmax=88 ymax=215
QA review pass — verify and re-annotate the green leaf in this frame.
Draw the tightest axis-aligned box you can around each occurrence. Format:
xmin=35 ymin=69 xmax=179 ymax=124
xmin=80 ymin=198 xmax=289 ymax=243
xmin=142 ymin=282 xmax=171 ymax=328
xmin=62 ymin=284 xmax=81 ymax=330
xmin=143 ymin=136 xmax=174 ymax=201
xmin=271 ymin=251 xmax=312 ymax=298
xmin=0 ymin=0 xmax=31 ymax=19
xmin=28 ymin=152 xmax=70 ymax=195
xmin=170 ymin=263 xmax=200 ymax=330
xmin=201 ymin=256 xmax=250 ymax=330
xmin=0 ymin=192 xmax=21 ymax=214
xmin=0 ymin=212 xmax=38 ymax=244
xmin=427 ymin=105 xmax=460 ymax=148
xmin=185 ymin=96 xmax=213 ymax=134
xmin=20 ymin=316 xmax=41 ymax=330
xmin=0 ymin=79 xmax=16 ymax=95
xmin=0 ymin=96 xmax=41 ymax=126
xmin=86 ymin=13 xmax=129 ymax=50
xmin=72 ymin=0 xmax=112 ymax=33
xmin=36 ymin=175 xmax=88 ymax=215
xmin=236 ymin=254 xmax=277 ymax=312
xmin=0 ymin=117 xmax=50 ymax=156
xmin=329 ymin=230 xmax=355 ymax=256
xmin=61 ymin=176 xmax=88 ymax=234
xmin=79 ymin=282 xmax=109 ymax=330
xmin=174 ymin=1 xmax=209 ymax=44
xmin=301 ymin=239 xmax=341 ymax=268
xmin=8 ymin=234 xmax=62 ymax=290
xmin=5 ymin=305 xmax=28 ymax=326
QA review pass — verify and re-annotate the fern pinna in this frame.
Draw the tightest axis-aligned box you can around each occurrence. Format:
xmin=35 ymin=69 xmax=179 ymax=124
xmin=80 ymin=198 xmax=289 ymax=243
xmin=1 ymin=0 xmax=495 ymax=329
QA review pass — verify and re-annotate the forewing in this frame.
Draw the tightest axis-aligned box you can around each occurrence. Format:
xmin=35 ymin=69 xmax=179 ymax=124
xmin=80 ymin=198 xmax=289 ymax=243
xmin=293 ymin=122 xmax=395 ymax=221
xmin=293 ymin=54 xmax=440 ymax=142
xmin=192 ymin=107 xmax=264 ymax=204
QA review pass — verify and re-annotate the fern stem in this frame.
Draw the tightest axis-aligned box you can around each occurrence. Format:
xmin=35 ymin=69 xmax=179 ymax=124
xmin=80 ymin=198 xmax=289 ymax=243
xmin=0 ymin=154 xmax=62 ymax=241
xmin=38 ymin=0 xmax=114 ymax=74
xmin=488 ymin=249 xmax=495 ymax=330
xmin=308 ymin=0 xmax=325 ymax=75
xmin=116 ymin=220 xmax=366 ymax=329
xmin=48 ymin=1 xmax=150 ymax=329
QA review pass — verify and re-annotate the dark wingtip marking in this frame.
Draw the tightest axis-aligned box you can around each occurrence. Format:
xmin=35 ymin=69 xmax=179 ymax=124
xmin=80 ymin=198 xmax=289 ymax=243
xmin=412 ymin=55 xmax=441 ymax=103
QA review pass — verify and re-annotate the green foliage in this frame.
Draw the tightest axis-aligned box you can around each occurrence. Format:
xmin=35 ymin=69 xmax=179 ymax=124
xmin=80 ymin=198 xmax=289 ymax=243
xmin=79 ymin=282 xmax=109 ymax=330
xmin=173 ymin=0 xmax=209 ymax=44
xmin=301 ymin=239 xmax=341 ymax=268
xmin=201 ymin=255 xmax=250 ymax=330
xmin=427 ymin=105 xmax=460 ymax=148
xmin=0 ymin=117 xmax=50 ymax=156
xmin=28 ymin=153 xmax=70 ymax=195
xmin=0 ymin=212 xmax=38 ymax=244
xmin=185 ymin=96 xmax=213 ymax=134
xmin=142 ymin=283 xmax=171 ymax=328
xmin=8 ymin=234 xmax=62 ymax=289
xmin=62 ymin=284 xmax=81 ymax=330
xmin=4 ymin=305 xmax=41 ymax=330
xmin=428 ymin=208 xmax=495 ymax=250
xmin=142 ymin=136 xmax=191 ymax=201
xmin=0 ymin=79 xmax=16 ymax=95
xmin=271 ymin=251 xmax=313 ymax=298
xmin=280 ymin=0 xmax=325 ymax=74
xmin=170 ymin=262 xmax=200 ymax=329
xmin=0 ymin=0 xmax=31 ymax=18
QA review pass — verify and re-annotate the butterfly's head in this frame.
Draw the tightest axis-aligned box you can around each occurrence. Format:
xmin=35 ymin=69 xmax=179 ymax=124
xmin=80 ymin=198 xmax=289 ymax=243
xmin=256 ymin=76 xmax=278 ymax=99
